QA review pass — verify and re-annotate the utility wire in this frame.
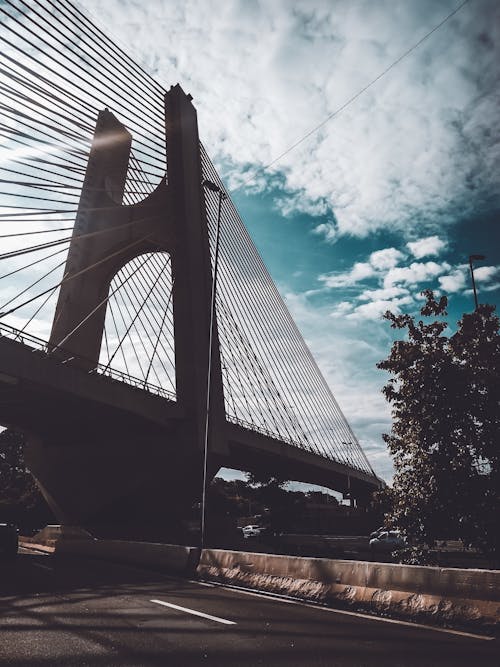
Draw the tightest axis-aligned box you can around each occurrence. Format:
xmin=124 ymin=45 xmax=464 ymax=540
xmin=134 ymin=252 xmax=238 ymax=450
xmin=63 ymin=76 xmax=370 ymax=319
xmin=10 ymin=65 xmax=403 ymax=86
xmin=230 ymin=0 xmax=471 ymax=193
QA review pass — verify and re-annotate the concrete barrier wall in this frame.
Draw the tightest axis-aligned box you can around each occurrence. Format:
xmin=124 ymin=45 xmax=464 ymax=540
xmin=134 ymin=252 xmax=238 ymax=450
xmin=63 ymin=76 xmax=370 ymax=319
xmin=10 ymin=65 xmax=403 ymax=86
xmin=25 ymin=527 xmax=499 ymax=629
xmin=197 ymin=549 xmax=500 ymax=629
xmin=56 ymin=539 xmax=200 ymax=576
xmin=24 ymin=526 xmax=199 ymax=576
xmin=32 ymin=525 xmax=93 ymax=545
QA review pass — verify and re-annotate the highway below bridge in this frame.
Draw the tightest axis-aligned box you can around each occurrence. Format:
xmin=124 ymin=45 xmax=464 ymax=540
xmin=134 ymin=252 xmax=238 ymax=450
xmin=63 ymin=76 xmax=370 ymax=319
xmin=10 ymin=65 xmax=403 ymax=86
xmin=0 ymin=550 xmax=498 ymax=666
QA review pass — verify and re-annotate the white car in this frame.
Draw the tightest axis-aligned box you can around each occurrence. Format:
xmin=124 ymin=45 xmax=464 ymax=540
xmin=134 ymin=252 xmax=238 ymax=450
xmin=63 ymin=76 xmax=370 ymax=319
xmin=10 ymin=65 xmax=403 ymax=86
xmin=370 ymin=526 xmax=385 ymax=539
xmin=242 ymin=525 xmax=264 ymax=538
xmin=369 ymin=530 xmax=405 ymax=552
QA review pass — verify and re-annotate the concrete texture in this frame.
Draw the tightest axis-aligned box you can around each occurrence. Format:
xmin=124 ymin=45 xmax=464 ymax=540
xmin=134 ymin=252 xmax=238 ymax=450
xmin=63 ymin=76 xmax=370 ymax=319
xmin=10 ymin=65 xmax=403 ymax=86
xmin=197 ymin=549 xmax=500 ymax=630
xmin=55 ymin=538 xmax=200 ymax=576
xmin=21 ymin=526 xmax=199 ymax=575
xmin=34 ymin=529 xmax=500 ymax=630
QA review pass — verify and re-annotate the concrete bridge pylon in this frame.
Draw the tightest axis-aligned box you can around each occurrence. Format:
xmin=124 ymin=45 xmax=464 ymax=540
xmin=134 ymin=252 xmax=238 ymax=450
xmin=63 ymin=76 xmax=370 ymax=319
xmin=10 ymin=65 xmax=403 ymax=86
xmin=24 ymin=84 xmax=228 ymax=540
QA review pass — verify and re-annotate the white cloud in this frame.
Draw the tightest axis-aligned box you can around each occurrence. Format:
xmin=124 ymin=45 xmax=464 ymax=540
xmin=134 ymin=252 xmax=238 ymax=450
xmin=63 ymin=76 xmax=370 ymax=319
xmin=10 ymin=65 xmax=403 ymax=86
xmin=482 ymin=282 xmax=500 ymax=293
xmin=438 ymin=267 xmax=468 ymax=293
xmin=284 ymin=289 xmax=393 ymax=480
xmin=312 ymin=221 xmax=339 ymax=244
xmin=437 ymin=264 xmax=499 ymax=295
xmin=81 ymin=0 xmax=500 ymax=240
xmin=275 ymin=193 xmax=328 ymax=218
xmin=346 ymin=295 xmax=413 ymax=321
xmin=384 ymin=260 xmax=450 ymax=288
xmin=474 ymin=265 xmax=499 ymax=282
xmin=320 ymin=246 xmax=406 ymax=288
xmin=369 ymin=248 xmax=404 ymax=271
xmin=330 ymin=301 xmax=353 ymax=315
xmin=407 ymin=236 xmax=446 ymax=259
xmin=358 ymin=286 xmax=410 ymax=302
xmin=319 ymin=261 xmax=374 ymax=288
xmin=321 ymin=252 xmax=453 ymax=297
xmin=320 ymin=249 xmax=474 ymax=321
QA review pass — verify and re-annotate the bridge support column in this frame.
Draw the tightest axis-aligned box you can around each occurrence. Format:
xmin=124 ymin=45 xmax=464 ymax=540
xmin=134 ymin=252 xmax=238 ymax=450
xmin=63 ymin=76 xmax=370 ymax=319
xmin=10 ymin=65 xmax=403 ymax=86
xmin=164 ymin=84 xmax=227 ymax=458
xmin=21 ymin=85 xmax=228 ymax=542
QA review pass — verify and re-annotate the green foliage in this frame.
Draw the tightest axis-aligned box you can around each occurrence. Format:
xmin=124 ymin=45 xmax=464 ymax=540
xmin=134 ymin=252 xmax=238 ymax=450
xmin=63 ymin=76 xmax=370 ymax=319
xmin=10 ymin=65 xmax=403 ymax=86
xmin=211 ymin=475 xmax=309 ymax=531
xmin=246 ymin=470 xmax=288 ymax=488
xmin=378 ymin=291 xmax=500 ymax=562
xmin=0 ymin=429 xmax=38 ymax=507
xmin=245 ymin=471 xmax=305 ymax=530
xmin=0 ymin=429 xmax=52 ymax=527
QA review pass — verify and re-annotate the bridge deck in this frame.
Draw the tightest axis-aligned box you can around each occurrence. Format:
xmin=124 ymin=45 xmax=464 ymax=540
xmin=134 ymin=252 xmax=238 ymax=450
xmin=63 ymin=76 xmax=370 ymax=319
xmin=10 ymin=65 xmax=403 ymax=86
xmin=0 ymin=334 xmax=180 ymax=438
xmin=0 ymin=332 xmax=380 ymax=500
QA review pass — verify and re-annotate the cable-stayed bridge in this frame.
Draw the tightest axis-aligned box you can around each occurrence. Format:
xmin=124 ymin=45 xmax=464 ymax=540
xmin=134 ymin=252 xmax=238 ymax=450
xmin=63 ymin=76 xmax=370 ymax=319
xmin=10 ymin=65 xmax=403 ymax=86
xmin=0 ymin=0 xmax=380 ymax=539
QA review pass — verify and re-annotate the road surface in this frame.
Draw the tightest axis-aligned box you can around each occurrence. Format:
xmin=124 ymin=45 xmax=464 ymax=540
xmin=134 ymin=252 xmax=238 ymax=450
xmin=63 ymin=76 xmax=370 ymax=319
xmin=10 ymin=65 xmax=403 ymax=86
xmin=0 ymin=550 xmax=498 ymax=666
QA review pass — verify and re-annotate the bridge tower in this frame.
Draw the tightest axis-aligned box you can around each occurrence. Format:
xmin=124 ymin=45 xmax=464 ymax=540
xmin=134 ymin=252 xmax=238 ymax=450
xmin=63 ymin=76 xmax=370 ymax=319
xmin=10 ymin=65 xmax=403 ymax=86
xmin=25 ymin=85 xmax=227 ymax=540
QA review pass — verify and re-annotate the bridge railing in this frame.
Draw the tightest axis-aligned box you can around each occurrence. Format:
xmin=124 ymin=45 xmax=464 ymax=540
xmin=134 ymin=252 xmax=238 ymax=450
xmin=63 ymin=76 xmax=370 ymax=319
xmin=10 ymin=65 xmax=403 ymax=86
xmin=228 ymin=415 xmax=316 ymax=454
xmin=0 ymin=323 xmax=175 ymax=402
xmin=227 ymin=415 xmax=372 ymax=473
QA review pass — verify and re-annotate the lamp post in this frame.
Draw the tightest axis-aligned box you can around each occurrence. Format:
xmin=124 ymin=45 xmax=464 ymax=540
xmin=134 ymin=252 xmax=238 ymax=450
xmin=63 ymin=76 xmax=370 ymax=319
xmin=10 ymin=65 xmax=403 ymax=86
xmin=200 ymin=178 xmax=226 ymax=549
xmin=468 ymin=254 xmax=486 ymax=311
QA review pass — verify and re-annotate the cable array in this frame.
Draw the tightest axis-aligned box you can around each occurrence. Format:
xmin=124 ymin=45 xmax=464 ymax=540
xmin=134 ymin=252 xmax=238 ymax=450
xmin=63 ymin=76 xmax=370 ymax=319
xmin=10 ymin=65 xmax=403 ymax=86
xmin=201 ymin=144 xmax=374 ymax=475
xmin=0 ymin=0 xmax=169 ymax=395
xmin=0 ymin=0 xmax=375 ymax=474
xmin=99 ymin=253 xmax=176 ymax=396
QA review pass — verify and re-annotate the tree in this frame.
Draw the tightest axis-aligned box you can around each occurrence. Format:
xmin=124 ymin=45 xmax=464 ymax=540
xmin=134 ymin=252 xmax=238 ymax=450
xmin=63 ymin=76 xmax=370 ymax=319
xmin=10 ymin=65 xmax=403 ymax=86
xmin=0 ymin=430 xmax=38 ymax=506
xmin=246 ymin=471 xmax=306 ymax=531
xmin=0 ymin=429 xmax=52 ymax=527
xmin=450 ymin=303 xmax=500 ymax=557
xmin=378 ymin=291 xmax=500 ymax=562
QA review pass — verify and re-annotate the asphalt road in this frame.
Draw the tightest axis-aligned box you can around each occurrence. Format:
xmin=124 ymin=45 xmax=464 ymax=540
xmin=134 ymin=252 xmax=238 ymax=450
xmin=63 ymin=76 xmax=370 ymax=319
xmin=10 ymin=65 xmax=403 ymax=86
xmin=0 ymin=551 xmax=498 ymax=666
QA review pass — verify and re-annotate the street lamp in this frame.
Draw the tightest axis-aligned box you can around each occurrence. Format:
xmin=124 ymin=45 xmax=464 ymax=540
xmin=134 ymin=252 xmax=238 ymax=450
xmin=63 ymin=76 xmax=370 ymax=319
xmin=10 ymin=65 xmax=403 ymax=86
xmin=468 ymin=254 xmax=486 ymax=311
xmin=200 ymin=178 xmax=226 ymax=549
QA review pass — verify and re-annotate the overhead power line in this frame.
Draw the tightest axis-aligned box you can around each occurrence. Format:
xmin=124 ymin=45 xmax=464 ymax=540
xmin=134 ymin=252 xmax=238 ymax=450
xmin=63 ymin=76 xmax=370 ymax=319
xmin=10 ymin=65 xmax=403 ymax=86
xmin=233 ymin=0 xmax=471 ymax=192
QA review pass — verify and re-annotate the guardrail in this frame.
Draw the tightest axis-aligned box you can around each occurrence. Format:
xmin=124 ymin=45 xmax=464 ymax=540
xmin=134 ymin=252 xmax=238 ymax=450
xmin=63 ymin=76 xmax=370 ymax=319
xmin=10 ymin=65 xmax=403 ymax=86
xmin=227 ymin=415 xmax=371 ymax=474
xmin=0 ymin=322 xmax=175 ymax=401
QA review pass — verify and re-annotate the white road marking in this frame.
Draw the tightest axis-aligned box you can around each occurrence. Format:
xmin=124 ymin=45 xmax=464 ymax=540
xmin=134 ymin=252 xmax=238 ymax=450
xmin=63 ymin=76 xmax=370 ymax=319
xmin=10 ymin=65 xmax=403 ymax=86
xmin=150 ymin=599 xmax=236 ymax=625
xmin=188 ymin=579 xmax=215 ymax=588
xmin=195 ymin=580 xmax=494 ymax=641
xmin=32 ymin=563 xmax=53 ymax=572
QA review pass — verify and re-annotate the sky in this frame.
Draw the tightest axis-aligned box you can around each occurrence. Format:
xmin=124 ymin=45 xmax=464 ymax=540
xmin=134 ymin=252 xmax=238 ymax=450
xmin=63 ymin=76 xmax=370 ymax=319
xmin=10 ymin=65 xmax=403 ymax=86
xmin=73 ymin=0 xmax=500 ymax=482
xmin=6 ymin=0 xmax=498 ymax=484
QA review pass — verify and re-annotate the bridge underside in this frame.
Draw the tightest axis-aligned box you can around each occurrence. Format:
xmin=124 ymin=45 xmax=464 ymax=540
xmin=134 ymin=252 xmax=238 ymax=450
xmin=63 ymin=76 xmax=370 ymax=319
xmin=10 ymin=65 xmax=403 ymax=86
xmin=0 ymin=335 xmax=379 ymax=540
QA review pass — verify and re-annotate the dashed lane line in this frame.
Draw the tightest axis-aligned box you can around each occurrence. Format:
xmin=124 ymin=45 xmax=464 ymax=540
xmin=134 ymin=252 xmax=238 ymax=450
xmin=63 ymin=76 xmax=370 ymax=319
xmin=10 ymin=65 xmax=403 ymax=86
xmin=32 ymin=562 xmax=53 ymax=572
xmin=150 ymin=599 xmax=236 ymax=625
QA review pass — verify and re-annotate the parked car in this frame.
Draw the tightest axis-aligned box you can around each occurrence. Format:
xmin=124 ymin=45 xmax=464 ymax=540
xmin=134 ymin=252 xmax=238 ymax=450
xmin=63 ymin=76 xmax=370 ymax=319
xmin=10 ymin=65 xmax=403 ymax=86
xmin=0 ymin=523 xmax=19 ymax=558
xmin=369 ymin=530 xmax=405 ymax=552
xmin=370 ymin=526 xmax=386 ymax=539
xmin=242 ymin=525 xmax=264 ymax=538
